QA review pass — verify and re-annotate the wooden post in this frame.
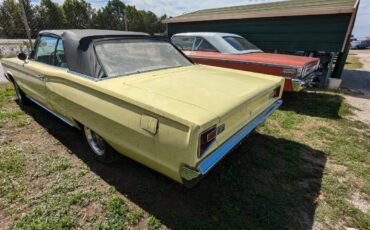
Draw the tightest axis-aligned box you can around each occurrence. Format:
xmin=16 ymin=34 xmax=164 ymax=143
xmin=332 ymin=41 xmax=350 ymax=79
xmin=332 ymin=0 xmax=360 ymax=79
xmin=19 ymin=0 xmax=33 ymax=49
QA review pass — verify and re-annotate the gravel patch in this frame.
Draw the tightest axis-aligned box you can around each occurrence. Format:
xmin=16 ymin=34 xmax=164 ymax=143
xmin=346 ymin=191 xmax=370 ymax=213
xmin=0 ymin=62 xmax=8 ymax=83
xmin=345 ymin=95 xmax=370 ymax=125
xmin=341 ymin=50 xmax=370 ymax=125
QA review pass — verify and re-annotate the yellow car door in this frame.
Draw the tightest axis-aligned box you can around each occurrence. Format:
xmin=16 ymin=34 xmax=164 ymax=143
xmin=21 ymin=36 xmax=59 ymax=107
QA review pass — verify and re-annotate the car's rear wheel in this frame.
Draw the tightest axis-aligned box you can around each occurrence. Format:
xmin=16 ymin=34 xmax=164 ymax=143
xmin=13 ymin=81 xmax=29 ymax=105
xmin=83 ymin=126 xmax=117 ymax=163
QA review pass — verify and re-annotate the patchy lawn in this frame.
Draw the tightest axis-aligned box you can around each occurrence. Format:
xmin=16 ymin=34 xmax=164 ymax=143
xmin=0 ymin=83 xmax=369 ymax=229
xmin=344 ymin=55 xmax=364 ymax=70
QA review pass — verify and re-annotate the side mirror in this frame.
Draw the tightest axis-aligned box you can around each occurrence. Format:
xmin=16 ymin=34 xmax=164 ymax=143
xmin=17 ymin=52 xmax=27 ymax=61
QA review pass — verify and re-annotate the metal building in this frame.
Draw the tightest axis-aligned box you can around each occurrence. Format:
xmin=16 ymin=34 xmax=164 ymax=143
xmin=163 ymin=0 xmax=360 ymax=82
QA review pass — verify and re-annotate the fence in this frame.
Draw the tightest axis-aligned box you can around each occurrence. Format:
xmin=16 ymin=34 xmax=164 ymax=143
xmin=0 ymin=0 xmax=167 ymax=52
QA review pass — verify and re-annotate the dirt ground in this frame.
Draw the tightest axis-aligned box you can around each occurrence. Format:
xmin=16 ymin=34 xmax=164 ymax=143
xmin=341 ymin=49 xmax=370 ymax=125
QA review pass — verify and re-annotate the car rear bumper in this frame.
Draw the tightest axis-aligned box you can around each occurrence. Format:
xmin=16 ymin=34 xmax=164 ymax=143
xmin=180 ymin=99 xmax=283 ymax=187
xmin=291 ymin=71 xmax=318 ymax=91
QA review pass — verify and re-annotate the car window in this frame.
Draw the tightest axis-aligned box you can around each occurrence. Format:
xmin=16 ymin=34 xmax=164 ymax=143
xmin=171 ymin=36 xmax=195 ymax=51
xmin=194 ymin=37 xmax=218 ymax=52
xmin=54 ymin=39 xmax=68 ymax=68
xmin=29 ymin=41 xmax=38 ymax=60
xmin=223 ymin=36 xmax=261 ymax=51
xmin=35 ymin=36 xmax=58 ymax=65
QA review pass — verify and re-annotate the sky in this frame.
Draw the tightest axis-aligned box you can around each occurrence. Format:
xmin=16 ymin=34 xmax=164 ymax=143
xmin=1 ymin=0 xmax=369 ymax=37
xmin=352 ymin=0 xmax=370 ymax=38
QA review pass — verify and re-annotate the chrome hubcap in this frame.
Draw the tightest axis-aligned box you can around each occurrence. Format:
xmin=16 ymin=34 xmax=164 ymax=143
xmin=84 ymin=127 xmax=106 ymax=156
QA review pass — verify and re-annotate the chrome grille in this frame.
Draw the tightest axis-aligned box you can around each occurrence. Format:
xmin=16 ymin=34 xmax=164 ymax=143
xmin=304 ymin=61 xmax=319 ymax=77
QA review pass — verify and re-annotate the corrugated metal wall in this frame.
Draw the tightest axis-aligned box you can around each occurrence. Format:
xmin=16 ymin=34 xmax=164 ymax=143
xmin=168 ymin=14 xmax=352 ymax=52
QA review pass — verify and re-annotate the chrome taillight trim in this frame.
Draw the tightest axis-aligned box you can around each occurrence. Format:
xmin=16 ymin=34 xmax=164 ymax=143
xmin=198 ymin=125 xmax=216 ymax=158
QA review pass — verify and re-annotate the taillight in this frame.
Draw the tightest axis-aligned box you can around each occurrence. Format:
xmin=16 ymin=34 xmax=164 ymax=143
xmin=273 ymin=86 xmax=281 ymax=98
xmin=282 ymin=68 xmax=298 ymax=78
xmin=199 ymin=126 xmax=216 ymax=157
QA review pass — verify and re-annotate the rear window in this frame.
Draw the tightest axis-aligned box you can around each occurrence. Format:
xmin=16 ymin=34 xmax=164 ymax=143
xmin=223 ymin=36 xmax=260 ymax=51
xmin=171 ymin=36 xmax=195 ymax=50
xmin=193 ymin=37 xmax=218 ymax=52
xmin=94 ymin=39 xmax=192 ymax=77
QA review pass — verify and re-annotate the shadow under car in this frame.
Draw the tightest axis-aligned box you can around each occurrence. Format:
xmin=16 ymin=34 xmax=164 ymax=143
xmin=20 ymin=100 xmax=327 ymax=230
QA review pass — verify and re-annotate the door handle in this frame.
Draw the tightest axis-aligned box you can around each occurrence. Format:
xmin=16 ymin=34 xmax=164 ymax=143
xmin=36 ymin=74 xmax=45 ymax=79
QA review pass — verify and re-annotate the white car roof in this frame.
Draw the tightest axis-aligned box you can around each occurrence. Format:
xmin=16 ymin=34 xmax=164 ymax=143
xmin=171 ymin=32 xmax=262 ymax=54
xmin=173 ymin=32 xmax=242 ymax=39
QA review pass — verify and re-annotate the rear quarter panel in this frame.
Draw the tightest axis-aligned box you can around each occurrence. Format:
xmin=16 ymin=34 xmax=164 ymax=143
xmin=194 ymin=68 xmax=285 ymax=162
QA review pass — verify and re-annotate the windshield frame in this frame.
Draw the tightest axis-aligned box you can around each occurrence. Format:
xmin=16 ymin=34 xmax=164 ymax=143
xmin=92 ymin=37 xmax=194 ymax=79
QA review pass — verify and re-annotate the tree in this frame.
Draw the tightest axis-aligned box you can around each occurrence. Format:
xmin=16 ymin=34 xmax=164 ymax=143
xmin=0 ymin=0 xmax=167 ymax=38
xmin=139 ymin=11 xmax=167 ymax=35
xmin=157 ymin=14 xmax=167 ymax=35
xmin=36 ymin=0 xmax=64 ymax=30
xmin=125 ymin=5 xmax=144 ymax=31
xmin=0 ymin=0 xmax=24 ymax=38
xmin=140 ymin=10 xmax=159 ymax=34
xmin=63 ymin=0 xmax=95 ymax=29
xmin=94 ymin=0 xmax=126 ymax=30
xmin=93 ymin=0 xmax=166 ymax=34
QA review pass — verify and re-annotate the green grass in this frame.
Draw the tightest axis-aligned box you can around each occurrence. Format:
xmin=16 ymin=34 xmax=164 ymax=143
xmin=344 ymin=55 xmax=364 ymax=70
xmin=0 ymin=83 xmax=369 ymax=229
xmin=0 ymin=83 xmax=145 ymax=229
xmin=148 ymin=216 xmax=162 ymax=229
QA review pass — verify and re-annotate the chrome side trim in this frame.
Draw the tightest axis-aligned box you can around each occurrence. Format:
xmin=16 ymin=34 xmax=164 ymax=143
xmin=190 ymin=56 xmax=300 ymax=69
xmin=67 ymin=70 xmax=99 ymax=82
xmin=30 ymin=60 xmax=69 ymax=71
xmin=198 ymin=99 xmax=282 ymax=174
xmin=197 ymin=125 xmax=216 ymax=158
xmin=25 ymin=95 xmax=75 ymax=127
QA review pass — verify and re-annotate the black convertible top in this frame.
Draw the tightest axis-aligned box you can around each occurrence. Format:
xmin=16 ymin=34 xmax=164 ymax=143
xmin=38 ymin=29 xmax=150 ymax=79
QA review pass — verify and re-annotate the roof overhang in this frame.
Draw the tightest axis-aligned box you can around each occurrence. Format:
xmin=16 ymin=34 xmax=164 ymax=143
xmin=163 ymin=8 xmax=354 ymax=24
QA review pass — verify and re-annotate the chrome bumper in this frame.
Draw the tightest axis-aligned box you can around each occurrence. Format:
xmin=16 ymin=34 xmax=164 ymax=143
xmin=181 ymin=99 xmax=283 ymax=187
xmin=291 ymin=71 xmax=318 ymax=91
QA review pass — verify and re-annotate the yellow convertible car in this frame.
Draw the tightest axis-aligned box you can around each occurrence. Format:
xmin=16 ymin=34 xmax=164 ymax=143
xmin=2 ymin=30 xmax=284 ymax=187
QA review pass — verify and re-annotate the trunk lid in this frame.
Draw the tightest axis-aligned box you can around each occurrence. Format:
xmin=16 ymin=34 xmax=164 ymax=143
xmin=237 ymin=52 xmax=318 ymax=67
xmin=185 ymin=51 xmax=319 ymax=67
xmin=120 ymin=65 xmax=283 ymax=120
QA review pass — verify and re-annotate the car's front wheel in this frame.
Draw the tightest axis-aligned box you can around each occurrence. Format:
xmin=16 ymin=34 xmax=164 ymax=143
xmin=83 ymin=126 xmax=117 ymax=163
xmin=13 ymin=81 xmax=29 ymax=105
